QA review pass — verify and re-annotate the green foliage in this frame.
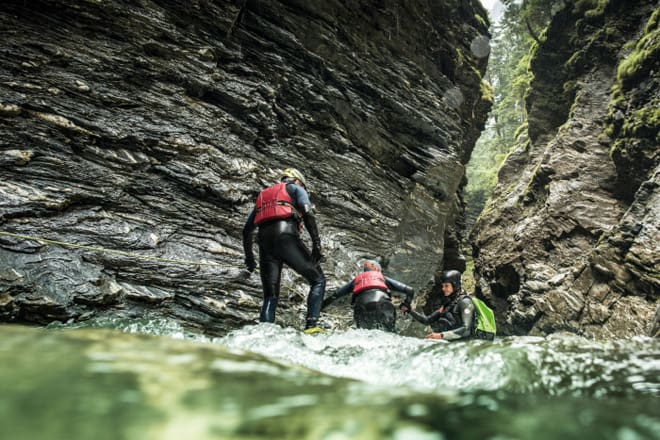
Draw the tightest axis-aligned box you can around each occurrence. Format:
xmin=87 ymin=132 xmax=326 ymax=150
xmin=471 ymin=65 xmax=484 ymax=81
xmin=521 ymin=161 xmax=544 ymax=204
xmin=565 ymin=51 xmax=583 ymax=70
xmin=462 ymin=258 xmax=476 ymax=293
xmin=475 ymin=14 xmax=488 ymax=29
xmin=618 ymin=47 xmax=655 ymax=83
xmin=585 ymin=1 xmax=609 ymax=18
xmin=620 ymin=106 xmax=660 ymax=139
xmin=616 ymin=11 xmax=660 ymax=85
xmin=647 ymin=7 xmax=660 ymax=31
xmin=465 ymin=129 xmax=503 ymax=228
xmin=573 ymin=0 xmax=609 ymax=17
xmin=455 ymin=47 xmax=465 ymax=67
xmin=480 ymin=80 xmax=494 ymax=104
xmin=606 ymin=8 xmax=660 ymax=147
xmin=465 ymin=0 xmax=565 ymax=234
xmin=562 ymin=80 xmax=578 ymax=96
xmin=513 ymin=122 xmax=529 ymax=142
xmin=617 ymin=56 xmax=639 ymax=81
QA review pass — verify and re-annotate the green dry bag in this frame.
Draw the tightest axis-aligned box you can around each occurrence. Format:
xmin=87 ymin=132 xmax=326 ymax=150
xmin=471 ymin=297 xmax=496 ymax=340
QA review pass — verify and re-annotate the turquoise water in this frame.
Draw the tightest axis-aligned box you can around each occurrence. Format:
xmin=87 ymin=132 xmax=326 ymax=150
xmin=0 ymin=320 xmax=658 ymax=439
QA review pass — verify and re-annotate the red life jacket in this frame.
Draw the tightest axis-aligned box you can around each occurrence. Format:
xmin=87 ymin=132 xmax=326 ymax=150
xmin=254 ymin=183 xmax=300 ymax=225
xmin=352 ymin=271 xmax=388 ymax=294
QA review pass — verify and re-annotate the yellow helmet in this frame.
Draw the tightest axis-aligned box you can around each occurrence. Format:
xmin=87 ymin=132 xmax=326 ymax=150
xmin=280 ymin=168 xmax=307 ymax=188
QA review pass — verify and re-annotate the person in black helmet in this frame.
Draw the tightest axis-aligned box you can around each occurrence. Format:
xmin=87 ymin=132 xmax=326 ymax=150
xmin=322 ymin=259 xmax=414 ymax=332
xmin=402 ymin=270 xmax=475 ymax=341
xmin=243 ymin=168 xmax=325 ymax=333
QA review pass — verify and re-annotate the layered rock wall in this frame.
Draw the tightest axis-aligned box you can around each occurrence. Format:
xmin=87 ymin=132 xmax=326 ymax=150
xmin=472 ymin=0 xmax=658 ymax=337
xmin=0 ymin=0 xmax=490 ymax=332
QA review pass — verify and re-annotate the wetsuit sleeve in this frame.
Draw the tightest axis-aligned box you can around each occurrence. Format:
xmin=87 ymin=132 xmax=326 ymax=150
xmin=302 ymin=206 xmax=321 ymax=246
xmin=409 ymin=309 xmax=442 ymax=325
xmin=289 ymin=184 xmax=321 ymax=246
xmin=242 ymin=209 xmax=257 ymax=257
xmin=288 ymin=183 xmax=312 ymax=208
xmin=322 ymin=280 xmax=354 ymax=308
xmin=335 ymin=280 xmax=354 ymax=299
xmin=442 ymin=297 xmax=475 ymax=341
xmin=384 ymin=276 xmax=414 ymax=305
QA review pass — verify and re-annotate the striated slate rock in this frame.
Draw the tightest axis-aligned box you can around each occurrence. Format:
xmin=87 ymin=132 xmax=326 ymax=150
xmin=471 ymin=0 xmax=658 ymax=338
xmin=0 ymin=0 xmax=491 ymax=333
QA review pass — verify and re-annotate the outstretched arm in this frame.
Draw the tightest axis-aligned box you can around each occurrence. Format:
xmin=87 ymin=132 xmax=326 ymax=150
xmin=384 ymin=276 xmax=414 ymax=308
xmin=409 ymin=309 xmax=443 ymax=325
xmin=322 ymin=280 xmax=354 ymax=309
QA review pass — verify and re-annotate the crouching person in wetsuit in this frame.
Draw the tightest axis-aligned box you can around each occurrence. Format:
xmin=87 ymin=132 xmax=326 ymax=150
xmin=242 ymin=168 xmax=326 ymax=333
xmin=322 ymin=260 xmax=414 ymax=332
xmin=402 ymin=270 xmax=474 ymax=341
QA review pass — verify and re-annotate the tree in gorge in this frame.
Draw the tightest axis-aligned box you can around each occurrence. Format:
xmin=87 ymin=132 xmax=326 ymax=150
xmin=464 ymin=0 xmax=565 ymax=239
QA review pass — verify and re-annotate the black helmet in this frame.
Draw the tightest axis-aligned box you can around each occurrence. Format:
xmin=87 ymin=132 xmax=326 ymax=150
xmin=441 ymin=270 xmax=462 ymax=293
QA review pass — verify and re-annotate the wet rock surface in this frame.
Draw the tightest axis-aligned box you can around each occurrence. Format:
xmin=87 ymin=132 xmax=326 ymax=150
xmin=471 ymin=0 xmax=658 ymax=338
xmin=0 ymin=0 xmax=490 ymax=333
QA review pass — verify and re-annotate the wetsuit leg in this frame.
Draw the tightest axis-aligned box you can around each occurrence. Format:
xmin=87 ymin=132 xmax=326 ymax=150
xmin=275 ymin=234 xmax=325 ymax=322
xmin=353 ymin=290 xmax=396 ymax=332
xmin=258 ymin=248 xmax=282 ymax=323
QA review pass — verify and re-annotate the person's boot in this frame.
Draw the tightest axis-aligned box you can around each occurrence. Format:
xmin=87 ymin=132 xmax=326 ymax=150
xmin=259 ymin=297 xmax=278 ymax=322
xmin=303 ymin=317 xmax=324 ymax=334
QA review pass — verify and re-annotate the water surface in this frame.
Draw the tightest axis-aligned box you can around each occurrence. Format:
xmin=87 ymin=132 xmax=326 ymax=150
xmin=0 ymin=320 xmax=658 ymax=439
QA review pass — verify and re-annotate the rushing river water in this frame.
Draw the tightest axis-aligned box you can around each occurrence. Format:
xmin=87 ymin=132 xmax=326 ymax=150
xmin=0 ymin=320 xmax=658 ymax=440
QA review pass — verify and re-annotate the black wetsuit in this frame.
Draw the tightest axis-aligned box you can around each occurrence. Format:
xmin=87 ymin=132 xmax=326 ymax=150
xmin=324 ymin=275 xmax=414 ymax=332
xmin=409 ymin=303 xmax=456 ymax=332
xmin=243 ymin=183 xmax=325 ymax=327
xmin=411 ymin=293 xmax=475 ymax=340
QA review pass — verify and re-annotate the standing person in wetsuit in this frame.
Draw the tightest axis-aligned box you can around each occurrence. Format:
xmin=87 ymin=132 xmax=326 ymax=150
xmin=322 ymin=259 xmax=414 ymax=332
xmin=243 ymin=168 xmax=325 ymax=333
xmin=402 ymin=270 xmax=475 ymax=341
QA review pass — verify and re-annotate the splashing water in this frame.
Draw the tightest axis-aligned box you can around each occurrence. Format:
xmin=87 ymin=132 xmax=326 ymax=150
xmin=218 ymin=324 xmax=660 ymax=397
xmin=1 ymin=321 xmax=658 ymax=440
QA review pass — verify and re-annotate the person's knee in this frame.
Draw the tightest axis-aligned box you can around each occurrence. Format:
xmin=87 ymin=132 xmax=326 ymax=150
xmin=307 ymin=275 xmax=325 ymax=305
xmin=308 ymin=271 xmax=325 ymax=289
xmin=262 ymin=282 xmax=280 ymax=299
